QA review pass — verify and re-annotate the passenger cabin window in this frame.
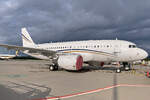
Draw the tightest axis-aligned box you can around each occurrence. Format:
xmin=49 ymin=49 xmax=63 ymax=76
xmin=129 ymin=45 xmax=136 ymax=48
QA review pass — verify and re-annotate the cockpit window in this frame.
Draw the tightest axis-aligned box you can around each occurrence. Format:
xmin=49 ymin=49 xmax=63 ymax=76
xmin=129 ymin=45 xmax=136 ymax=48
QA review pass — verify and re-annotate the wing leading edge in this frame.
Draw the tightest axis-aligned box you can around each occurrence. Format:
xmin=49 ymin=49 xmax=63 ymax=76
xmin=0 ymin=44 xmax=56 ymax=57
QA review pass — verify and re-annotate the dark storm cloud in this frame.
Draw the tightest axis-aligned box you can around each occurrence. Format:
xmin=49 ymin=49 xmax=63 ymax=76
xmin=0 ymin=0 xmax=150 ymax=52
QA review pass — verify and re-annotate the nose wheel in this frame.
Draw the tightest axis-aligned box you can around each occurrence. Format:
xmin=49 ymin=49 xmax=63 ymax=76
xmin=124 ymin=66 xmax=130 ymax=71
xmin=123 ymin=62 xmax=131 ymax=71
xmin=116 ymin=68 xmax=121 ymax=73
xmin=115 ymin=62 xmax=122 ymax=73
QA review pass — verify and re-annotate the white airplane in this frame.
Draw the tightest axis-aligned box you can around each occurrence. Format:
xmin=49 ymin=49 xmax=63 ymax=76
xmin=0 ymin=28 xmax=148 ymax=72
xmin=0 ymin=54 xmax=16 ymax=60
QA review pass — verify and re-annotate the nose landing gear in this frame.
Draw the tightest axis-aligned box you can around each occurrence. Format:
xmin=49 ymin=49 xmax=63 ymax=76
xmin=123 ymin=62 xmax=131 ymax=71
xmin=115 ymin=62 xmax=131 ymax=73
xmin=116 ymin=68 xmax=121 ymax=73
xmin=115 ymin=62 xmax=122 ymax=73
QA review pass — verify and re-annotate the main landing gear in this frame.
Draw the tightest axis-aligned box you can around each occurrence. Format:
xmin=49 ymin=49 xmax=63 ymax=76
xmin=49 ymin=55 xmax=59 ymax=71
xmin=49 ymin=64 xmax=58 ymax=71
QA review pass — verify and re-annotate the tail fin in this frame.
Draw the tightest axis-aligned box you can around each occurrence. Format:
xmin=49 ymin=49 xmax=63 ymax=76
xmin=21 ymin=28 xmax=35 ymax=47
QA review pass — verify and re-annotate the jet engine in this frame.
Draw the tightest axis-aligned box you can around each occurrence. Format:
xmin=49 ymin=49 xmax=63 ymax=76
xmin=58 ymin=55 xmax=83 ymax=70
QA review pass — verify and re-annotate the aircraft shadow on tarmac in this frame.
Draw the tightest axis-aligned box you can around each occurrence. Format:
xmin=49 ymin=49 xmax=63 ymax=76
xmin=66 ymin=66 xmax=127 ymax=73
xmin=0 ymin=81 xmax=54 ymax=100
xmin=41 ymin=64 xmax=134 ymax=73
xmin=30 ymin=64 xmax=137 ymax=74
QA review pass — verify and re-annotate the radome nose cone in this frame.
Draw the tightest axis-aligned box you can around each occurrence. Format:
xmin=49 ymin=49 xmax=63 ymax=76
xmin=144 ymin=50 xmax=148 ymax=58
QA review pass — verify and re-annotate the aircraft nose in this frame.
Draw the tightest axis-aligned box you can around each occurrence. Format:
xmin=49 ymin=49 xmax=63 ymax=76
xmin=140 ymin=49 xmax=148 ymax=59
xmin=143 ymin=50 xmax=148 ymax=59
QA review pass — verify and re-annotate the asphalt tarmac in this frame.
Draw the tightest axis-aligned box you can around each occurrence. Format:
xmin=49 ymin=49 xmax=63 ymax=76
xmin=0 ymin=60 xmax=150 ymax=100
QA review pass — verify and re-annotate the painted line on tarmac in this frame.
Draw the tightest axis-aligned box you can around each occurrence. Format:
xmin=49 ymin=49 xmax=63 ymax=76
xmin=33 ymin=84 xmax=150 ymax=100
xmin=33 ymin=85 xmax=120 ymax=100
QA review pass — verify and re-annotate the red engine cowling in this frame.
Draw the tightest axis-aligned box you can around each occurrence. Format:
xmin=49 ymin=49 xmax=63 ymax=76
xmin=57 ymin=55 xmax=83 ymax=70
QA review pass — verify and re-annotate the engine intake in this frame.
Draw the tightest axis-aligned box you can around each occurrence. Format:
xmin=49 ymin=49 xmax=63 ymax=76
xmin=58 ymin=55 xmax=83 ymax=70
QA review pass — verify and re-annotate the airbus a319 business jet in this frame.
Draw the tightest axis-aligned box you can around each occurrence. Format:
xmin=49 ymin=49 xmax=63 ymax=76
xmin=0 ymin=28 xmax=148 ymax=73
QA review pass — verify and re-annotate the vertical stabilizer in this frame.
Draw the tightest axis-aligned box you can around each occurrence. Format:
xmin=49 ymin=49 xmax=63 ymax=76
xmin=21 ymin=28 xmax=35 ymax=47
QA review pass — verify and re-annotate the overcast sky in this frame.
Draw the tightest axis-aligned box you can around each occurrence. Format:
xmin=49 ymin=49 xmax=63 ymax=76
xmin=0 ymin=0 xmax=150 ymax=53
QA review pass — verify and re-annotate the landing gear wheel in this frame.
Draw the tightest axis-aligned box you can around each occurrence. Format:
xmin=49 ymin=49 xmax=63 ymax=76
xmin=123 ymin=62 xmax=131 ymax=71
xmin=116 ymin=68 xmax=121 ymax=73
xmin=49 ymin=65 xmax=55 ymax=71
xmin=124 ymin=66 xmax=130 ymax=71
xmin=49 ymin=65 xmax=59 ymax=71
xmin=54 ymin=66 xmax=58 ymax=70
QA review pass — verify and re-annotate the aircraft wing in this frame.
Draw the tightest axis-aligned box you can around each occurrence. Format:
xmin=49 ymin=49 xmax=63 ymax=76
xmin=0 ymin=44 xmax=56 ymax=57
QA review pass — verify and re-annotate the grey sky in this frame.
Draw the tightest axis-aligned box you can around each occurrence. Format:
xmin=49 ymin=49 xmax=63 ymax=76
xmin=0 ymin=0 xmax=150 ymax=52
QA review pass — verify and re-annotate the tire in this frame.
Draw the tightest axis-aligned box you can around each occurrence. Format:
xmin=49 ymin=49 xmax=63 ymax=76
xmin=54 ymin=65 xmax=58 ymax=71
xmin=116 ymin=68 xmax=121 ymax=73
xmin=124 ymin=66 xmax=130 ymax=71
xmin=49 ymin=65 xmax=55 ymax=71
